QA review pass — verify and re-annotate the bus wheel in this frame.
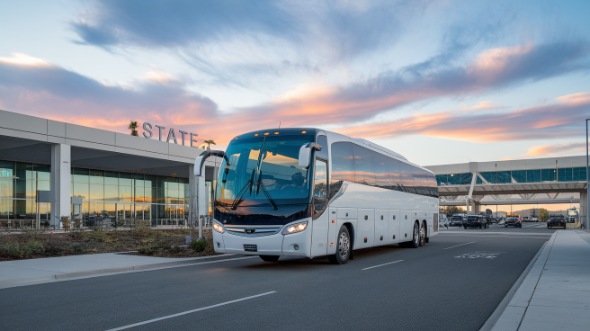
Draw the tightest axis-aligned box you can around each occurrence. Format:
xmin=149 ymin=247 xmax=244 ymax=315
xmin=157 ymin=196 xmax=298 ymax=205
xmin=260 ymin=255 xmax=280 ymax=262
xmin=419 ymin=222 xmax=427 ymax=246
xmin=329 ymin=226 xmax=351 ymax=264
xmin=410 ymin=222 xmax=420 ymax=248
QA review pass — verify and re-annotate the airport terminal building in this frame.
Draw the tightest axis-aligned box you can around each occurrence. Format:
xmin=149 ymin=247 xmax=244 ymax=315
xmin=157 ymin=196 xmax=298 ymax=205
xmin=0 ymin=109 xmax=219 ymax=229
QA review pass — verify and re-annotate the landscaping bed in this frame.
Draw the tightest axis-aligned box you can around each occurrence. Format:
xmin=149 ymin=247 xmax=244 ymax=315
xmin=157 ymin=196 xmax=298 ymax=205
xmin=0 ymin=227 xmax=214 ymax=261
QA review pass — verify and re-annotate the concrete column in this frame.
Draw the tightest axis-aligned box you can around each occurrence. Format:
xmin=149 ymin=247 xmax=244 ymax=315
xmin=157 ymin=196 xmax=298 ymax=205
xmin=189 ymin=164 xmax=207 ymax=239
xmin=580 ymin=190 xmax=588 ymax=228
xmin=50 ymin=144 xmax=71 ymax=229
xmin=474 ymin=202 xmax=481 ymax=214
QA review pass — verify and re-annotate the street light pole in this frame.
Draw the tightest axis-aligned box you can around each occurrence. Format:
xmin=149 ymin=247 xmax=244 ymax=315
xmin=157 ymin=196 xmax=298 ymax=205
xmin=586 ymin=119 xmax=589 ymax=230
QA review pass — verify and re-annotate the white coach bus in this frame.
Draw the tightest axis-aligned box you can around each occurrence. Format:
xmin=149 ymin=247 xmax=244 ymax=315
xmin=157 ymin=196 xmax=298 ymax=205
xmin=196 ymin=128 xmax=439 ymax=264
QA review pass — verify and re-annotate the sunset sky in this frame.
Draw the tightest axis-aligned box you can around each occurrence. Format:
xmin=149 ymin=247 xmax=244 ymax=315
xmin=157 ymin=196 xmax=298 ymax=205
xmin=1 ymin=0 xmax=589 ymax=166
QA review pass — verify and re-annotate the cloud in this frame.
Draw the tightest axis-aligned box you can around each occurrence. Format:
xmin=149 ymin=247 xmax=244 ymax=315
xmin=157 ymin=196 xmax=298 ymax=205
xmin=0 ymin=55 xmax=218 ymax=133
xmin=526 ymin=143 xmax=586 ymax=157
xmin=336 ymin=92 xmax=590 ymax=142
xmin=70 ymin=0 xmax=438 ymax=87
xmin=238 ymin=40 xmax=590 ymax=127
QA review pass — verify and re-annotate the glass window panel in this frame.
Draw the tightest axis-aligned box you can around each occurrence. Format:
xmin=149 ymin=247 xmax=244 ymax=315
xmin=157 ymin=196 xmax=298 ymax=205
xmin=72 ymin=168 xmax=89 ymax=175
xmin=512 ymin=170 xmax=526 ymax=183
xmin=573 ymin=167 xmax=586 ymax=181
xmin=104 ymin=172 xmax=118 ymax=185
xmin=331 ymin=142 xmax=355 ymax=182
xmin=134 ymin=185 xmax=146 ymax=203
xmin=26 ymin=180 xmax=36 ymax=199
xmin=557 ymin=168 xmax=572 ymax=182
xmin=90 ymin=174 xmax=103 ymax=185
xmin=89 ymin=182 xmax=104 ymax=201
xmin=353 ymin=145 xmax=375 ymax=186
xmin=72 ymin=181 xmax=89 ymax=200
xmin=0 ymin=178 xmax=13 ymax=199
xmin=527 ymin=170 xmax=541 ymax=182
xmin=144 ymin=187 xmax=153 ymax=204
xmin=0 ymin=160 xmax=14 ymax=170
xmin=119 ymin=185 xmax=133 ymax=202
xmin=316 ymin=135 xmax=328 ymax=160
xmin=104 ymin=185 xmax=119 ymax=201
xmin=73 ymin=174 xmax=89 ymax=184
xmin=36 ymin=171 xmax=50 ymax=181
xmin=89 ymin=201 xmax=104 ymax=217
xmin=37 ymin=180 xmax=50 ymax=191
xmin=541 ymin=169 xmax=556 ymax=181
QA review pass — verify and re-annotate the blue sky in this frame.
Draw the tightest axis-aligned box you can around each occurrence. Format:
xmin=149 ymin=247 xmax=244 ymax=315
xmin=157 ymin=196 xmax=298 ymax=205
xmin=0 ymin=0 xmax=589 ymax=166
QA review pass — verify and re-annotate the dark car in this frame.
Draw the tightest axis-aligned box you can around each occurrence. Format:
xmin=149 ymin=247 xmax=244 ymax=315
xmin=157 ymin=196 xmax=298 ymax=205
xmin=449 ymin=215 xmax=465 ymax=227
xmin=504 ymin=216 xmax=522 ymax=228
xmin=547 ymin=215 xmax=567 ymax=229
xmin=463 ymin=215 xmax=487 ymax=229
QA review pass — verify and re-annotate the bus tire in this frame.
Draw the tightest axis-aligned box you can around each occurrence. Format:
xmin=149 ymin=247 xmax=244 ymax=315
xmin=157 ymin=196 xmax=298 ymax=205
xmin=260 ymin=255 xmax=280 ymax=262
xmin=419 ymin=222 xmax=427 ymax=246
xmin=409 ymin=222 xmax=420 ymax=248
xmin=329 ymin=226 xmax=351 ymax=264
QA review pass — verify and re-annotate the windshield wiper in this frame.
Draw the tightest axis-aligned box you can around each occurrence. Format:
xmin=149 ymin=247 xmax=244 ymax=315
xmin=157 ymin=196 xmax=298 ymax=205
xmin=230 ymin=169 xmax=256 ymax=210
xmin=256 ymin=171 xmax=278 ymax=210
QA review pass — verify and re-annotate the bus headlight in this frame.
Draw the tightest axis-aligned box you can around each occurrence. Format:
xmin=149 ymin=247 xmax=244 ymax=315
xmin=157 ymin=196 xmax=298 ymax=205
xmin=213 ymin=221 xmax=225 ymax=234
xmin=282 ymin=221 xmax=308 ymax=235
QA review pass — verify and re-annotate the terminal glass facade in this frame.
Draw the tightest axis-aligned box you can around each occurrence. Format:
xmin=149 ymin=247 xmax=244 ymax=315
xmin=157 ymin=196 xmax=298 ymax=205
xmin=436 ymin=167 xmax=587 ymax=186
xmin=0 ymin=160 xmax=194 ymax=228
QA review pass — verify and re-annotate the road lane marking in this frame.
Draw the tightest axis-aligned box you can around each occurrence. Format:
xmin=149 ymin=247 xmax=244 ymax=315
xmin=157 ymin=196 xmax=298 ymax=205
xmin=106 ymin=291 xmax=277 ymax=331
xmin=444 ymin=241 xmax=475 ymax=250
xmin=454 ymin=251 xmax=503 ymax=259
xmin=362 ymin=260 xmax=403 ymax=271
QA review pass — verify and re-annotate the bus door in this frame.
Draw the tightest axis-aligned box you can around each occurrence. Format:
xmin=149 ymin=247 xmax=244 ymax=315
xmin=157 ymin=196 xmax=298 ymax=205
xmin=310 ymin=159 xmax=329 ymax=258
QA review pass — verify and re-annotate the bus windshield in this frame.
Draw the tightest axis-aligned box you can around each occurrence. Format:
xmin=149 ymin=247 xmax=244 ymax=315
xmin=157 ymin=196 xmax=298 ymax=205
xmin=215 ymin=133 xmax=314 ymax=224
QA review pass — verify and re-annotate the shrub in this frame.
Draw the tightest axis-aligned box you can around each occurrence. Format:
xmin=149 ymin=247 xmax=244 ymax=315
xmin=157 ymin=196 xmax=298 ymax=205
xmin=189 ymin=238 xmax=208 ymax=252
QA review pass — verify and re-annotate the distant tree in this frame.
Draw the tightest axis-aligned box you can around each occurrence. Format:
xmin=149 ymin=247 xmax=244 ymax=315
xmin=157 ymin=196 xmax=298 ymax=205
xmin=485 ymin=208 xmax=493 ymax=215
xmin=440 ymin=206 xmax=465 ymax=216
xmin=202 ymin=139 xmax=216 ymax=150
xmin=540 ymin=208 xmax=549 ymax=222
xmin=128 ymin=121 xmax=139 ymax=136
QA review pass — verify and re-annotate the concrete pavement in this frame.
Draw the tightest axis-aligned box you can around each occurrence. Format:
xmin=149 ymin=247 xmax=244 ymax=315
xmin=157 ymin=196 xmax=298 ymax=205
xmin=488 ymin=230 xmax=590 ymax=331
xmin=0 ymin=252 xmax=227 ymax=289
xmin=1 ymin=230 xmax=589 ymax=331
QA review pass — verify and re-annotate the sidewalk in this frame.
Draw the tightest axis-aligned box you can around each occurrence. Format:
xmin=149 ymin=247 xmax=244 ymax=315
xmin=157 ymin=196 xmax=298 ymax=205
xmin=489 ymin=230 xmax=590 ymax=331
xmin=0 ymin=252 xmax=223 ymax=289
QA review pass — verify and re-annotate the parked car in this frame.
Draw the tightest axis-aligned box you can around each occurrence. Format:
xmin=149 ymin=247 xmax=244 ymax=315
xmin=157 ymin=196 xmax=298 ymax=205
xmin=449 ymin=214 xmax=465 ymax=227
xmin=504 ymin=216 xmax=522 ymax=228
xmin=547 ymin=215 xmax=567 ymax=229
xmin=463 ymin=215 xmax=487 ymax=229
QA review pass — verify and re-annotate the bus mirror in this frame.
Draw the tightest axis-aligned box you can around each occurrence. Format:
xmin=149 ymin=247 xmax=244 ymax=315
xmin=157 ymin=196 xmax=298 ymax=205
xmin=298 ymin=143 xmax=322 ymax=168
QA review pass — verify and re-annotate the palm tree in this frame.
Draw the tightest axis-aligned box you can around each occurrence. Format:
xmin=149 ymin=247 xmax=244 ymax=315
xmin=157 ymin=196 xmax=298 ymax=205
xmin=202 ymin=139 xmax=216 ymax=150
xmin=128 ymin=121 xmax=138 ymax=136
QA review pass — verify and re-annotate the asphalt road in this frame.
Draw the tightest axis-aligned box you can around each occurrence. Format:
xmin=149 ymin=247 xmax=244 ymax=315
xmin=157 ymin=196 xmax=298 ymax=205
xmin=0 ymin=225 xmax=551 ymax=331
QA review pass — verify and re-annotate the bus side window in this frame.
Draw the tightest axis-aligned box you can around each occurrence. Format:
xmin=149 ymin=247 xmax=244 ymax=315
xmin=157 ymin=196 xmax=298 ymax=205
xmin=313 ymin=159 xmax=328 ymax=218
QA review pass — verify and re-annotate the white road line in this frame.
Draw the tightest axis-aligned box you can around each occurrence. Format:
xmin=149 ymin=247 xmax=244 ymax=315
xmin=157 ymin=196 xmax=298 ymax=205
xmin=444 ymin=241 xmax=476 ymax=250
xmin=106 ymin=291 xmax=277 ymax=331
xmin=362 ymin=260 xmax=404 ymax=271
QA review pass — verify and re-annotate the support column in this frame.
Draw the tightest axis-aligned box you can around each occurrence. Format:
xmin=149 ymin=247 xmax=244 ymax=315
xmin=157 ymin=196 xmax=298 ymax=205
xmin=474 ymin=202 xmax=481 ymax=214
xmin=580 ymin=190 xmax=588 ymax=228
xmin=50 ymin=144 xmax=71 ymax=229
xmin=189 ymin=164 xmax=206 ymax=239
